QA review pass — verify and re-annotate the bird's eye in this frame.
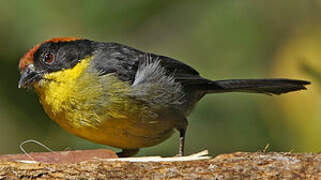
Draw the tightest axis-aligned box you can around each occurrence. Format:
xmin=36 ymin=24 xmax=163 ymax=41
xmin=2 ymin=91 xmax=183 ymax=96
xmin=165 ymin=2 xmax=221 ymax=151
xmin=44 ymin=53 xmax=54 ymax=64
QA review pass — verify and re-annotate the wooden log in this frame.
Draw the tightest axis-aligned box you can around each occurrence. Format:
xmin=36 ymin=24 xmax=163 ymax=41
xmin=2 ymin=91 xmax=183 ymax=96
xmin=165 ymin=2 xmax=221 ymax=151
xmin=0 ymin=151 xmax=320 ymax=179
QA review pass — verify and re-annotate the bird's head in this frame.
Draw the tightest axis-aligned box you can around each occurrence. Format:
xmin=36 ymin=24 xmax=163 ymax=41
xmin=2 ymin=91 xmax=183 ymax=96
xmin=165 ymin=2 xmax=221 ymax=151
xmin=18 ymin=37 xmax=93 ymax=88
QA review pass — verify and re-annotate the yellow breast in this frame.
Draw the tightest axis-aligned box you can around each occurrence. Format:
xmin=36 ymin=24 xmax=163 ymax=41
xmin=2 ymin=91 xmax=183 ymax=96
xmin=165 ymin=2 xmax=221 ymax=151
xmin=33 ymin=57 xmax=174 ymax=149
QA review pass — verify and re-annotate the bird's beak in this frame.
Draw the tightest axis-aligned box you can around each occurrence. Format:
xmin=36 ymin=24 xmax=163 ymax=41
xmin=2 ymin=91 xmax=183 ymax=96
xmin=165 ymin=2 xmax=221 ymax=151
xmin=18 ymin=64 xmax=42 ymax=88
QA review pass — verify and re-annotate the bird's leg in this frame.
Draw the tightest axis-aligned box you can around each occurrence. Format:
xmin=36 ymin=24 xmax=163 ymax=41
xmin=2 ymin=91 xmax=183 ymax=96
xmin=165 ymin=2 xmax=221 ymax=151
xmin=176 ymin=118 xmax=188 ymax=157
xmin=178 ymin=128 xmax=186 ymax=156
xmin=117 ymin=149 xmax=139 ymax=157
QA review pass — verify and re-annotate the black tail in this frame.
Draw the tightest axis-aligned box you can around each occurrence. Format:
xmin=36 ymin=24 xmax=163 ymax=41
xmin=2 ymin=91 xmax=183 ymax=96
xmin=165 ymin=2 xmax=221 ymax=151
xmin=202 ymin=78 xmax=310 ymax=95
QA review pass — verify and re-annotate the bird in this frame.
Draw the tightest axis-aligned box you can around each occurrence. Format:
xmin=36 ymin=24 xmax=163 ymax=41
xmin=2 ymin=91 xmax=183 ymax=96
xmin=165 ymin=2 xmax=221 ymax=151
xmin=18 ymin=37 xmax=310 ymax=157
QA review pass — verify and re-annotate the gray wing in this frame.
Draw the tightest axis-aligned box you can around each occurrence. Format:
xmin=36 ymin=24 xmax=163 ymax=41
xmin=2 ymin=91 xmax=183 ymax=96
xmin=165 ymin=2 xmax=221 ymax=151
xmin=92 ymin=42 xmax=208 ymax=87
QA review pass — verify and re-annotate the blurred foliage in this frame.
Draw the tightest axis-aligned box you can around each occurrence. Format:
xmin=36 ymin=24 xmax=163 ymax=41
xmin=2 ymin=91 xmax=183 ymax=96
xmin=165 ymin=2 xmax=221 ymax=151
xmin=272 ymin=25 xmax=321 ymax=152
xmin=0 ymin=0 xmax=320 ymax=156
xmin=302 ymin=62 xmax=321 ymax=86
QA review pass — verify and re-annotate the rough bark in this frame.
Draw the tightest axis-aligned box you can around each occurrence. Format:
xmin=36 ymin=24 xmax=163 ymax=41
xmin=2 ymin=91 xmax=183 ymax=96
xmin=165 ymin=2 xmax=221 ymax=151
xmin=0 ymin=151 xmax=320 ymax=179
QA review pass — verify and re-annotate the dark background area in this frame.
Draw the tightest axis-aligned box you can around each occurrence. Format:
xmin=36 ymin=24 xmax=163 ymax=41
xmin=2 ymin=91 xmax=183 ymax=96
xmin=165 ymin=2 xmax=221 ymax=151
xmin=0 ymin=0 xmax=320 ymax=156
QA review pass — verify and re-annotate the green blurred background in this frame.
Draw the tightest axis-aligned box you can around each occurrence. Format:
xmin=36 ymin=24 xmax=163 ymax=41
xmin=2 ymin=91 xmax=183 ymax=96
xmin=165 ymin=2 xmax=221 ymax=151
xmin=0 ymin=0 xmax=320 ymax=156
